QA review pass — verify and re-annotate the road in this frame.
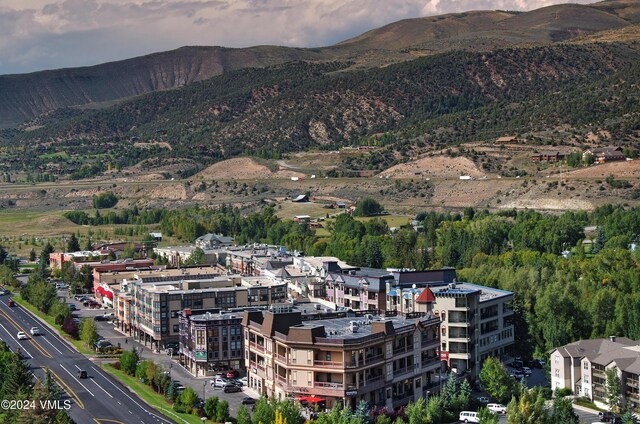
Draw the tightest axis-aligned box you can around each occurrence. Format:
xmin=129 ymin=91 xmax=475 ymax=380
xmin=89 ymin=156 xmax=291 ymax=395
xmin=0 ymin=293 xmax=175 ymax=424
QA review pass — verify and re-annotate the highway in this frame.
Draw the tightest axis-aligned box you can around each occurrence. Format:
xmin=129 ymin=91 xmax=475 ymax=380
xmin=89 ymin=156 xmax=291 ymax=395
xmin=0 ymin=294 xmax=175 ymax=424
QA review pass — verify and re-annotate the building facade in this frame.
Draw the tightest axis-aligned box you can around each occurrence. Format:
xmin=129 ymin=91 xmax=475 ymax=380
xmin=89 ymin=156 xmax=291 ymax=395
xmin=551 ymin=337 xmax=640 ymax=412
xmin=178 ymin=308 xmax=244 ymax=377
xmin=242 ymin=308 xmax=442 ymax=410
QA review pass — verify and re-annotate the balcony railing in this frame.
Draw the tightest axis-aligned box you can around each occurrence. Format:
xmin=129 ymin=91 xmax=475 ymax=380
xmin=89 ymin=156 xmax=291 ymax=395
xmin=421 ymin=338 xmax=439 ymax=347
xmin=315 ymin=382 xmax=344 ymax=389
xmin=393 ymin=366 xmax=414 ymax=378
xmin=366 ymin=375 xmax=384 ymax=384
xmin=393 ymin=345 xmax=414 ymax=355
xmin=249 ymin=342 xmax=265 ymax=352
xmin=627 ymin=379 xmax=639 ymax=389
xmin=392 ymin=392 xmax=415 ymax=407
xmin=274 ymin=353 xmax=286 ymax=363
xmin=314 ymin=360 xmax=343 ymax=367
xmin=346 ymin=353 xmax=385 ymax=368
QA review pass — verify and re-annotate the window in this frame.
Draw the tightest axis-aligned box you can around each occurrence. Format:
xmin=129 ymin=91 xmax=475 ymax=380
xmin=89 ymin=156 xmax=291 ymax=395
xmin=326 ymin=352 xmax=331 ymax=361
xmin=583 ymin=362 xmax=589 ymax=370
xmin=584 ymin=375 xmax=589 ymax=384
xmin=555 ymin=355 xmax=560 ymax=364
xmin=555 ymin=369 xmax=560 ymax=378
xmin=173 ymin=324 xmax=179 ymax=332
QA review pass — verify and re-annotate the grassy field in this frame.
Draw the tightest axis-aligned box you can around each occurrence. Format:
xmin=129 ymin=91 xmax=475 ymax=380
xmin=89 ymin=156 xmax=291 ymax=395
xmin=102 ymin=363 xmax=208 ymax=424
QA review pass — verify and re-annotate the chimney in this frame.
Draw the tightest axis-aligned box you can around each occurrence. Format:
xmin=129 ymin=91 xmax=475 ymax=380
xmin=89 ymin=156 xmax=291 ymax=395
xmin=609 ymin=335 xmax=616 ymax=343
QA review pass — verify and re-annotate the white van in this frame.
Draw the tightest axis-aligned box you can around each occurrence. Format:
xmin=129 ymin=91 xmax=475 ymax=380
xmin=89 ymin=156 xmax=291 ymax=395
xmin=459 ymin=411 xmax=479 ymax=423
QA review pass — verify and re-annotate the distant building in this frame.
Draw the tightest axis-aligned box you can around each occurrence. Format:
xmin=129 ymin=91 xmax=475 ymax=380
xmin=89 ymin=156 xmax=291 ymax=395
xmin=292 ymin=194 xmax=309 ymax=203
xmin=195 ymin=233 xmax=235 ymax=250
xmin=495 ymin=136 xmax=518 ymax=144
xmin=149 ymin=232 xmax=163 ymax=242
xmin=583 ymin=147 xmax=625 ymax=164
xmin=551 ymin=336 xmax=640 ymax=411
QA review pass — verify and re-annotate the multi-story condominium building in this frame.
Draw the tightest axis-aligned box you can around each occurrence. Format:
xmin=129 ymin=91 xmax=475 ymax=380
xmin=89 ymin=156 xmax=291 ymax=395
xmin=153 ymin=245 xmax=226 ymax=267
xmin=225 ymin=245 xmax=291 ymax=276
xmin=422 ymin=282 xmax=514 ymax=378
xmin=195 ymin=233 xmax=235 ymax=250
xmin=324 ymin=267 xmax=456 ymax=312
xmin=551 ymin=336 xmax=640 ymax=411
xmin=178 ymin=308 xmax=244 ymax=377
xmin=242 ymin=307 xmax=442 ymax=410
xmin=120 ymin=274 xmax=286 ymax=350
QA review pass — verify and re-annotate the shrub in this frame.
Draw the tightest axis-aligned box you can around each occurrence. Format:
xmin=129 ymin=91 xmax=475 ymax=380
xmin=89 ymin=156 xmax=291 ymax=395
xmin=119 ymin=348 xmax=139 ymax=376
xmin=555 ymin=387 xmax=573 ymax=397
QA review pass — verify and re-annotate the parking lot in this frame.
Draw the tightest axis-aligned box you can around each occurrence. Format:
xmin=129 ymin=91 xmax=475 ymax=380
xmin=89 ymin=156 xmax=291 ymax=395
xmin=58 ymin=288 xmax=258 ymax=418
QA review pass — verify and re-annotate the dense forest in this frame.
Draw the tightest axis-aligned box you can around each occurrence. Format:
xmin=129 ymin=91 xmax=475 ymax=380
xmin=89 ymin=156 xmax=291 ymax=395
xmin=62 ymin=203 xmax=640 ymax=358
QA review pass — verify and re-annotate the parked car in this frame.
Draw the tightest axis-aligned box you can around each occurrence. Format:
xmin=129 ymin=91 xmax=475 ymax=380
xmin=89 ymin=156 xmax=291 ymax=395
xmin=95 ymin=340 xmax=112 ymax=349
xmin=241 ymin=397 xmax=257 ymax=405
xmin=74 ymin=295 xmax=86 ymax=302
xmin=17 ymin=332 xmax=28 ymax=340
xmin=94 ymin=315 xmax=109 ymax=321
xmin=521 ymin=367 xmax=532 ymax=376
xmin=487 ymin=403 xmax=507 ymax=414
xmin=238 ymin=376 xmax=248 ymax=386
xmin=231 ymin=378 xmax=245 ymax=387
xmin=476 ymin=396 xmax=490 ymax=404
xmin=223 ymin=384 xmax=242 ymax=393
xmin=599 ymin=411 xmax=621 ymax=423
xmin=226 ymin=369 xmax=240 ymax=379
xmin=30 ymin=327 xmax=40 ymax=336
xmin=68 ymin=304 xmax=77 ymax=311
xmin=459 ymin=411 xmax=479 ymax=423
xmin=211 ymin=378 xmax=228 ymax=388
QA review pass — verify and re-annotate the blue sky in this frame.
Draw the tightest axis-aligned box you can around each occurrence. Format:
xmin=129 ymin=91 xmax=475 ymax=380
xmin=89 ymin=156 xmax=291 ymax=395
xmin=0 ymin=0 xmax=596 ymax=75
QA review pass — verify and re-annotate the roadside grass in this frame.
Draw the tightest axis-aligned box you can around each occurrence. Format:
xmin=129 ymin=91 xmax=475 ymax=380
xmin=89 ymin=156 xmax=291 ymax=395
xmin=13 ymin=295 xmax=95 ymax=356
xmin=573 ymin=397 xmax=605 ymax=411
xmin=102 ymin=363 xmax=207 ymax=424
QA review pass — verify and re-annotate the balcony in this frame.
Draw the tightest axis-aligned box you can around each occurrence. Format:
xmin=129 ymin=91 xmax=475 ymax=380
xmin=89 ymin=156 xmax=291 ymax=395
xmin=315 ymin=381 xmax=344 ymax=389
xmin=393 ymin=345 xmax=414 ymax=355
xmin=274 ymin=353 xmax=287 ymax=363
xmin=314 ymin=360 xmax=344 ymax=367
xmin=627 ymin=379 xmax=639 ymax=389
xmin=346 ymin=353 xmax=385 ymax=368
xmin=393 ymin=366 xmax=414 ymax=379
xmin=422 ymin=356 xmax=441 ymax=369
xmin=421 ymin=338 xmax=439 ymax=348
xmin=392 ymin=392 xmax=415 ymax=408
xmin=249 ymin=342 xmax=265 ymax=352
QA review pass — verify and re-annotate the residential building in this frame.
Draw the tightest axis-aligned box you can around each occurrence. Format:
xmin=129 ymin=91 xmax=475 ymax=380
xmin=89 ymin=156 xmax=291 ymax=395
xmin=124 ymin=274 xmax=286 ymax=350
xmin=195 ymin=233 xmax=235 ymax=250
xmin=225 ymin=245 xmax=290 ymax=276
xmin=153 ymin=245 xmax=226 ymax=267
xmin=242 ymin=307 xmax=442 ymax=410
xmin=178 ymin=308 xmax=244 ymax=377
xmin=551 ymin=336 xmax=640 ymax=411
xmin=583 ymin=147 xmax=626 ymax=164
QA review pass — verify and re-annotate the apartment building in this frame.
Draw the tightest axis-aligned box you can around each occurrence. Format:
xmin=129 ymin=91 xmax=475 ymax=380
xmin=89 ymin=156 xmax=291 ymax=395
xmin=242 ymin=307 xmax=442 ymax=410
xmin=551 ymin=337 xmax=640 ymax=411
xmin=425 ymin=282 xmax=514 ymax=378
xmin=122 ymin=274 xmax=286 ymax=350
xmin=178 ymin=308 xmax=244 ymax=377
xmin=153 ymin=245 xmax=226 ymax=267
xmin=225 ymin=245 xmax=291 ymax=276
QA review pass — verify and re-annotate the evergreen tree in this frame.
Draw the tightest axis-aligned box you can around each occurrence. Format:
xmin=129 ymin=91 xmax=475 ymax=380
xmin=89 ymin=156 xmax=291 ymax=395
xmin=236 ymin=404 xmax=252 ymax=424
xmin=66 ymin=233 xmax=80 ymax=252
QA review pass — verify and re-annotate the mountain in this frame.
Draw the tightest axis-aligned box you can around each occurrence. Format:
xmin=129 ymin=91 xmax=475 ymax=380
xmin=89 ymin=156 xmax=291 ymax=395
xmin=1 ymin=0 xmax=639 ymax=128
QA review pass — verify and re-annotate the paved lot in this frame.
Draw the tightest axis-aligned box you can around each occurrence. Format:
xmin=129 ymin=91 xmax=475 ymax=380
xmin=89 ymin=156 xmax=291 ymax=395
xmin=62 ymin=290 xmax=257 ymax=418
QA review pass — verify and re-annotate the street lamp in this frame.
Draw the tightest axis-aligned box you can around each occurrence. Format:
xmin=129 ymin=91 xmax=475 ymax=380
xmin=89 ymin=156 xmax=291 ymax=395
xmin=168 ymin=363 xmax=173 ymax=380
xmin=203 ymin=381 xmax=206 ymax=402
xmin=426 ymin=390 xmax=431 ymax=405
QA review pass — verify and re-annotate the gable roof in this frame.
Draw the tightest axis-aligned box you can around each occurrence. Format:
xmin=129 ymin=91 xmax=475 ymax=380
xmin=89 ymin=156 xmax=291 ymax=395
xmin=415 ymin=287 xmax=436 ymax=304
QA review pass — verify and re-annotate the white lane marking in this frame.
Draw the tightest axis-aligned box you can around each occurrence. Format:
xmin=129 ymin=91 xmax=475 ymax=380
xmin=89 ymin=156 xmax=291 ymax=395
xmin=91 ymin=366 xmax=174 ymax=424
xmin=90 ymin=378 xmax=113 ymax=398
xmin=74 ymin=365 xmax=81 ymax=370
xmin=59 ymin=364 xmax=95 ymax=396
xmin=9 ymin=301 xmax=75 ymax=353
xmin=40 ymin=335 xmax=64 ymax=355
xmin=0 ymin=322 xmax=33 ymax=358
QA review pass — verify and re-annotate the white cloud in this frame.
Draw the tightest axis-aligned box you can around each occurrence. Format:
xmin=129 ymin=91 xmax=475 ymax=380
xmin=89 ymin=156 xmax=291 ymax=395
xmin=0 ymin=0 xmax=597 ymax=75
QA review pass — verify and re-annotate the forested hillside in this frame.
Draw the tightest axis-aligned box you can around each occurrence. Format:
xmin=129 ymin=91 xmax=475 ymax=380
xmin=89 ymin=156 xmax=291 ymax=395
xmin=5 ymin=42 xmax=640 ymax=179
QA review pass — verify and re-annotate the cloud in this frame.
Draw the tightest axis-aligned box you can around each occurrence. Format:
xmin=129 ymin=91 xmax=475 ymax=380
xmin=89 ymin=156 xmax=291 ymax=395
xmin=0 ymin=0 xmax=597 ymax=75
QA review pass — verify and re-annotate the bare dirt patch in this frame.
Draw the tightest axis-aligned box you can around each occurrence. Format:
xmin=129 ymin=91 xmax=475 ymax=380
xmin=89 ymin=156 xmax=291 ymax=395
xmin=378 ymin=155 xmax=486 ymax=178
xmin=196 ymin=157 xmax=300 ymax=180
xmin=557 ymin=161 xmax=640 ymax=179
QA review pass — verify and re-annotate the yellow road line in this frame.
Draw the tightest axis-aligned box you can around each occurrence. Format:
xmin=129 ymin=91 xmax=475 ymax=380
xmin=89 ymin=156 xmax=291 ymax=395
xmin=0 ymin=308 xmax=53 ymax=358
xmin=48 ymin=368 xmax=85 ymax=410
xmin=93 ymin=419 xmax=126 ymax=424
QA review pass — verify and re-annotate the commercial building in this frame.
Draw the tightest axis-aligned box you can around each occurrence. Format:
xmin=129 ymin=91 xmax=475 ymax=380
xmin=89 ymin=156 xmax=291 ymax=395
xmin=178 ymin=308 xmax=244 ymax=377
xmin=551 ymin=337 xmax=640 ymax=412
xmin=124 ymin=274 xmax=286 ymax=350
xmin=242 ymin=307 xmax=442 ymax=410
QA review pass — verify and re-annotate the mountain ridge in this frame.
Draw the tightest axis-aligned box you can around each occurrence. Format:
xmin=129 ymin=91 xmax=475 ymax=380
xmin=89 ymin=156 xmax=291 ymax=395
xmin=1 ymin=0 xmax=639 ymax=128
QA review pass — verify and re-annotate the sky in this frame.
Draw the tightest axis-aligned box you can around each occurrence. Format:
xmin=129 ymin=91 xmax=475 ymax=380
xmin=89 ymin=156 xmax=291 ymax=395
xmin=0 ymin=0 xmax=596 ymax=75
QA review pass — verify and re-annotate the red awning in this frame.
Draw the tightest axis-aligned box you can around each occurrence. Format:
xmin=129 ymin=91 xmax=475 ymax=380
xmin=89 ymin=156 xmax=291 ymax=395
xmin=296 ymin=396 xmax=325 ymax=403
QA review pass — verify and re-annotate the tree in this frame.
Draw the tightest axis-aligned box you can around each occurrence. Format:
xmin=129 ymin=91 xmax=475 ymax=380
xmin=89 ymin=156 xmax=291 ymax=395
xmin=176 ymin=387 xmax=198 ymax=410
xmin=506 ymin=387 xmax=548 ymax=424
xmin=549 ymin=396 xmax=579 ymax=424
xmin=215 ymin=399 xmax=230 ymax=422
xmin=183 ymin=248 xmax=206 ymax=266
xmin=66 ymin=233 xmax=80 ymax=252
xmin=252 ymin=397 xmax=275 ymax=424
xmin=61 ymin=316 xmax=79 ymax=339
xmin=80 ymin=318 xmax=99 ymax=348
xmin=92 ymin=191 xmax=118 ymax=209
xmin=29 ymin=248 xmax=37 ymax=262
xmin=204 ymin=397 xmax=219 ymax=419
xmin=406 ymin=397 xmax=429 ymax=424
xmin=275 ymin=410 xmax=288 ymax=424
xmin=621 ymin=411 xmax=639 ymax=424
xmin=480 ymin=357 xmax=517 ymax=403
xmin=353 ymin=197 xmax=384 ymax=217
xmin=605 ymin=367 xmax=622 ymax=412
xmin=120 ymin=348 xmax=139 ymax=376
xmin=236 ymin=404 xmax=252 ymax=424
xmin=478 ymin=407 xmax=499 ymax=424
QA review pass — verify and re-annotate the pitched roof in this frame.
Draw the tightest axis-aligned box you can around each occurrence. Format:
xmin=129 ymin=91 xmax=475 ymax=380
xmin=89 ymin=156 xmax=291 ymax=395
xmin=415 ymin=287 xmax=436 ymax=303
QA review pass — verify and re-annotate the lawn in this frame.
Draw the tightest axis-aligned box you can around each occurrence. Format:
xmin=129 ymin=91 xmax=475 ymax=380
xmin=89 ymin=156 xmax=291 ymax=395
xmin=102 ymin=363 xmax=208 ymax=424
xmin=13 ymin=295 xmax=95 ymax=356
